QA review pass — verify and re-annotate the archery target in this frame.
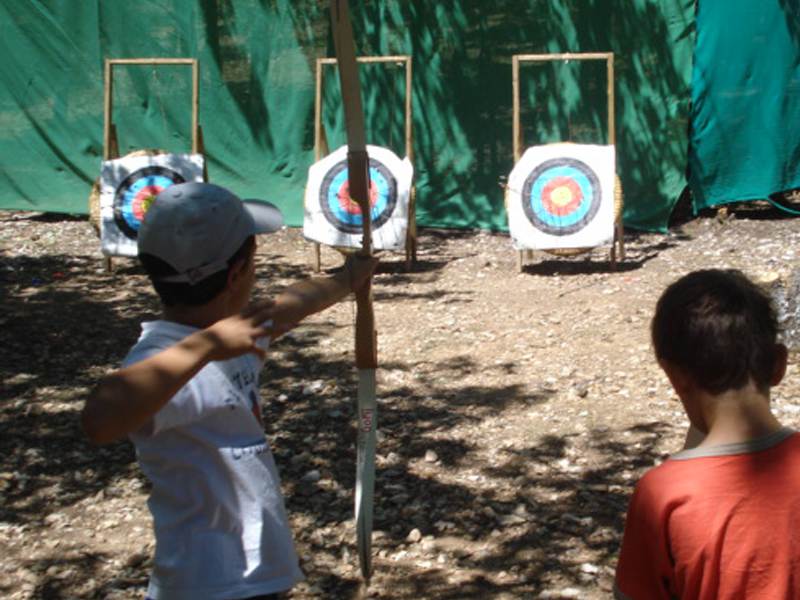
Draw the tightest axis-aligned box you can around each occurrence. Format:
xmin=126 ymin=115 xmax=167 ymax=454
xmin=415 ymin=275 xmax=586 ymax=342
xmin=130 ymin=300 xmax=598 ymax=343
xmin=304 ymin=144 xmax=413 ymax=250
xmin=506 ymin=144 xmax=615 ymax=250
xmin=99 ymin=153 xmax=204 ymax=257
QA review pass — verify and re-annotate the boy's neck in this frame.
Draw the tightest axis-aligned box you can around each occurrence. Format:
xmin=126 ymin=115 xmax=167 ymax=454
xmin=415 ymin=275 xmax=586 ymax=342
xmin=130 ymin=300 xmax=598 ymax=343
xmin=697 ymin=385 xmax=784 ymax=447
xmin=162 ymin=296 xmax=232 ymax=330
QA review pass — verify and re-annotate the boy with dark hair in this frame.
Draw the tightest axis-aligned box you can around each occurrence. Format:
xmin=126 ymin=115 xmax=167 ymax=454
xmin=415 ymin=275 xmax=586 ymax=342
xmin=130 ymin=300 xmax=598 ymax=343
xmin=82 ymin=182 xmax=377 ymax=600
xmin=614 ymin=268 xmax=800 ymax=599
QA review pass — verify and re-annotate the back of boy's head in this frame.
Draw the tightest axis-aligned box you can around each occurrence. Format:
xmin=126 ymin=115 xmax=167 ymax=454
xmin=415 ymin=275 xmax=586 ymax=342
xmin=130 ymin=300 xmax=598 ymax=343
xmin=137 ymin=182 xmax=283 ymax=307
xmin=651 ymin=269 xmax=779 ymax=395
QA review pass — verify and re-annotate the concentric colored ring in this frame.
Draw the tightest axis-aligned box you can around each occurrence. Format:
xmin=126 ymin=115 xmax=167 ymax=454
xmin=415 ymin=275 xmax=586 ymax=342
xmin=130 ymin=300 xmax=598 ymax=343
xmin=521 ymin=158 xmax=601 ymax=236
xmin=320 ymin=158 xmax=397 ymax=234
xmin=113 ymin=166 xmax=186 ymax=239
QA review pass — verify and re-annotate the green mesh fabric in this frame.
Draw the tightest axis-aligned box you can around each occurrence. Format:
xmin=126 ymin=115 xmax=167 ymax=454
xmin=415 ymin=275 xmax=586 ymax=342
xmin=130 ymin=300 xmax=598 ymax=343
xmin=0 ymin=1 xmax=695 ymax=231
xmin=689 ymin=1 xmax=800 ymax=210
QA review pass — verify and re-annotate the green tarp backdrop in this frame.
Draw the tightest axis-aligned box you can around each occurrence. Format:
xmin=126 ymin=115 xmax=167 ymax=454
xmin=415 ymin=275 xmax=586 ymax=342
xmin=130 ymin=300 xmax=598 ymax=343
xmin=689 ymin=1 xmax=800 ymax=210
xmin=0 ymin=1 xmax=696 ymax=232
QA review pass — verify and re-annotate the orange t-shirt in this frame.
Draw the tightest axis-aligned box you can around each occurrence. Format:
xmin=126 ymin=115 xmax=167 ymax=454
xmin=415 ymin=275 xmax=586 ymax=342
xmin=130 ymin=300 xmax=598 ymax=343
xmin=615 ymin=429 xmax=800 ymax=600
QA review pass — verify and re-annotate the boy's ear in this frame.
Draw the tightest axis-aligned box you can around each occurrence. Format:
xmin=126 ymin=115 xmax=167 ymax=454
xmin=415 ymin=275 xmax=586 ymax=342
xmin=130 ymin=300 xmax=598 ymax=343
xmin=771 ymin=343 xmax=788 ymax=386
xmin=225 ymin=255 xmax=248 ymax=289
xmin=225 ymin=244 xmax=256 ymax=289
xmin=658 ymin=358 xmax=693 ymax=397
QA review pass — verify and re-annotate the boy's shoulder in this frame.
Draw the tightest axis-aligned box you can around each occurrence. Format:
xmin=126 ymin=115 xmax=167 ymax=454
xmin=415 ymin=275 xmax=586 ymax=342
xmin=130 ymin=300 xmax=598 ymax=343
xmin=123 ymin=320 xmax=197 ymax=367
xmin=633 ymin=429 xmax=800 ymax=505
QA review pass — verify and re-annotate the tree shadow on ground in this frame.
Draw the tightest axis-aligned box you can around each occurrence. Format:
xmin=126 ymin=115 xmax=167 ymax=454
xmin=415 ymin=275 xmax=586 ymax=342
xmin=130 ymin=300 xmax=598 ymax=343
xmin=2 ymin=221 xmax=673 ymax=598
xmin=350 ymin=421 xmax=673 ymax=598
xmin=0 ymin=231 xmax=480 ymax=597
xmin=255 ymin=317 xmax=676 ymax=596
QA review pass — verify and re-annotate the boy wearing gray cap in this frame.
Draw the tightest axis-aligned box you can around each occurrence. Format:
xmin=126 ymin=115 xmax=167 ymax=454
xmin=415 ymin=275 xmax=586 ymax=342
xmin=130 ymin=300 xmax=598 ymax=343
xmin=82 ymin=182 xmax=376 ymax=600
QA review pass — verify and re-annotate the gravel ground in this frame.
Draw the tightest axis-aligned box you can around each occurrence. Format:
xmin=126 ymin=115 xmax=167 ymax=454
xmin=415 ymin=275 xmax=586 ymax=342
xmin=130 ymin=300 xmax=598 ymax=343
xmin=3 ymin=205 xmax=800 ymax=599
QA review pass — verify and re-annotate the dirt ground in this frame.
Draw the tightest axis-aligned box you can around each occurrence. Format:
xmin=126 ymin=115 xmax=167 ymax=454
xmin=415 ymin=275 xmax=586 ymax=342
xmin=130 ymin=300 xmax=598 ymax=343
xmin=4 ymin=205 xmax=800 ymax=599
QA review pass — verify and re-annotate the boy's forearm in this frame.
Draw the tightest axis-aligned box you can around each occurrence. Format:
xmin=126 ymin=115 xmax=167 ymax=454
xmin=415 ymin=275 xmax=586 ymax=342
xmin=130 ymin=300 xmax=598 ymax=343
xmin=82 ymin=331 xmax=217 ymax=444
xmin=272 ymin=271 xmax=352 ymax=327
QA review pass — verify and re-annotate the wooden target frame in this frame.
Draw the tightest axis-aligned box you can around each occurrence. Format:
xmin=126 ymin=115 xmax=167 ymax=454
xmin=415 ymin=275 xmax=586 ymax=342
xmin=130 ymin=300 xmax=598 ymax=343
xmin=311 ymin=55 xmax=416 ymax=271
xmin=97 ymin=58 xmax=207 ymax=269
xmin=103 ymin=58 xmax=205 ymax=164
xmin=511 ymin=52 xmax=625 ymax=270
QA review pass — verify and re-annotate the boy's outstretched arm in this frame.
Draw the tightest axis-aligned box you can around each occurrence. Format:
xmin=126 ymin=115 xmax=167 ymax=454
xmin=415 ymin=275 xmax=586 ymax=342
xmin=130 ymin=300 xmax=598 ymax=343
xmin=270 ymin=255 xmax=377 ymax=332
xmin=81 ymin=300 xmax=276 ymax=445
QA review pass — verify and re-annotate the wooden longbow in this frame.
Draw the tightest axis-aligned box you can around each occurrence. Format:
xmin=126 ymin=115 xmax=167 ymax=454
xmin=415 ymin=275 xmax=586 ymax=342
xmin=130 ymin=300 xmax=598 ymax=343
xmin=330 ymin=0 xmax=378 ymax=581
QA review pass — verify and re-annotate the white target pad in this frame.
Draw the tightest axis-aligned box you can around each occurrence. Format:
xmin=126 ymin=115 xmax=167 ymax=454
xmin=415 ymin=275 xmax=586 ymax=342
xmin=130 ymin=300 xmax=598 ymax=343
xmin=506 ymin=143 xmax=615 ymax=250
xmin=100 ymin=153 xmax=205 ymax=257
xmin=304 ymin=144 xmax=413 ymax=251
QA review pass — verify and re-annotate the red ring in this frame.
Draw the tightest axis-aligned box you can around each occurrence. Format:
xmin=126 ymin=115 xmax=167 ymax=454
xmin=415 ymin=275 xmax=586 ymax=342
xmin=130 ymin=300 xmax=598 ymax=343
xmin=132 ymin=185 xmax=162 ymax=221
xmin=337 ymin=181 xmax=379 ymax=215
xmin=541 ymin=177 xmax=582 ymax=216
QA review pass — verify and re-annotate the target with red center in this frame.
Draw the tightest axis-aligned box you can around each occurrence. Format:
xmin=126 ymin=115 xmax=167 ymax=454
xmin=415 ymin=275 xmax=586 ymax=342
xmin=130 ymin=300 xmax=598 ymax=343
xmin=320 ymin=158 xmax=397 ymax=234
xmin=113 ymin=167 xmax=186 ymax=239
xmin=505 ymin=144 xmax=615 ymax=251
xmin=522 ymin=158 xmax=601 ymax=236
xmin=304 ymin=144 xmax=413 ymax=251
xmin=100 ymin=153 xmax=205 ymax=258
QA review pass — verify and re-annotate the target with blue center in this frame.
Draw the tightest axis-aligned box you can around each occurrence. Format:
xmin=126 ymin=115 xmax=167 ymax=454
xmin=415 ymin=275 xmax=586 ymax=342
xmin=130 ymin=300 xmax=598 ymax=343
xmin=113 ymin=166 xmax=185 ymax=239
xmin=521 ymin=158 xmax=601 ymax=236
xmin=320 ymin=158 xmax=397 ymax=234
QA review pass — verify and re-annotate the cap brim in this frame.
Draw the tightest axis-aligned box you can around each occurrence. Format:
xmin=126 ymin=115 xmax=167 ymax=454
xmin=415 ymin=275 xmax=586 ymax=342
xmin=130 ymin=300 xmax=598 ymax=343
xmin=243 ymin=200 xmax=284 ymax=234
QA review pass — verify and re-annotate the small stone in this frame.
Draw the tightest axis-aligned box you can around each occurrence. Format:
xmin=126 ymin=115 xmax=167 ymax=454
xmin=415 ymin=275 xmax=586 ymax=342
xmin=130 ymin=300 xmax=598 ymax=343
xmin=498 ymin=513 xmax=526 ymax=525
xmin=302 ymin=380 xmax=324 ymax=395
xmin=406 ymin=528 xmax=422 ymax=543
xmin=301 ymin=469 xmax=322 ymax=483
xmin=290 ymin=452 xmax=311 ymax=466
xmin=539 ymin=588 xmax=582 ymax=599
xmin=580 ymin=562 xmax=600 ymax=574
xmin=424 ymin=450 xmax=438 ymax=463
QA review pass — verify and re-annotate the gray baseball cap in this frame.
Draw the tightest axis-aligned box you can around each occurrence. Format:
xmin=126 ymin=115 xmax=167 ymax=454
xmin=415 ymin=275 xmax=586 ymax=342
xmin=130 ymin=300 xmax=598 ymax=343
xmin=138 ymin=182 xmax=283 ymax=284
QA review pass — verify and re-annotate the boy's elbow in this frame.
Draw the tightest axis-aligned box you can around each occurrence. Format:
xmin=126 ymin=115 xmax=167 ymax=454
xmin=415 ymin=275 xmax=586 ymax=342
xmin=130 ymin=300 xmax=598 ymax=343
xmin=81 ymin=392 xmax=119 ymax=445
xmin=81 ymin=406 xmax=110 ymax=445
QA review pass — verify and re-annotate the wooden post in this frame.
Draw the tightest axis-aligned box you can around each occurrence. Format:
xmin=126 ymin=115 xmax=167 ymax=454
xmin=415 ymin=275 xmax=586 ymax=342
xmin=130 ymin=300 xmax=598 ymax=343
xmin=512 ymin=56 xmax=525 ymax=270
xmin=312 ymin=59 xmax=325 ymax=272
xmin=404 ymin=57 xmax=416 ymax=268
xmin=314 ymin=59 xmax=325 ymax=162
xmin=191 ymin=59 xmax=199 ymax=154
xmin=103 ymin=60 xmax=113 ymax=161
xmin=512 ymin=55 xmax=521 ymax=163
xmin=606 ymin=54 xmax=625 ymax=262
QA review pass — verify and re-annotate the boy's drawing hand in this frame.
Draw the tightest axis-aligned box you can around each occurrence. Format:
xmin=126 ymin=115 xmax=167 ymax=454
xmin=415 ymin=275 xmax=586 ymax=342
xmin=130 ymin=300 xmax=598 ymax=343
xmin=345 ymin=254 xmax=379 ymax=293
xmin=203 ymin=299 xmax=276 ymax=361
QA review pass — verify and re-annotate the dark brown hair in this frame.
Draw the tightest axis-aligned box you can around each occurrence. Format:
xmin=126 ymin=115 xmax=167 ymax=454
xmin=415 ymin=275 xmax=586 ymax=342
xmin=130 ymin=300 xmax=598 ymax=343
xmin=651 ymin=269 xmax=779 ymax=394
xmin=139 ymin=236 xmax=255 ymax=307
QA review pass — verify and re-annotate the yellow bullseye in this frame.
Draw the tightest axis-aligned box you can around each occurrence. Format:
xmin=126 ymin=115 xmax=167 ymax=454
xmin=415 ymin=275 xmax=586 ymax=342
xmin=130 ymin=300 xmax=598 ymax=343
xmin=142 ymin=195 xmax=156 ymax=213
xmin=550 ymin=186 xmax=574 ymax=207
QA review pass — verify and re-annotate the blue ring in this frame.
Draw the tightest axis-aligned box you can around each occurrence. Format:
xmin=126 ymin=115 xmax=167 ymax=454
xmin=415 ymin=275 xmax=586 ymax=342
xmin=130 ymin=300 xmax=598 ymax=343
xmin=520 ymin=158 xmax=601 ymax=236
xmin=529 ymin=166 xmax=593 ymax=228
xmin=113 ymin=166 xmax=185 ymax=240
xmin=120 ymin=174 xmax=174 ymax=232
xmin=319 ymin=158 xmax=398 ymax=234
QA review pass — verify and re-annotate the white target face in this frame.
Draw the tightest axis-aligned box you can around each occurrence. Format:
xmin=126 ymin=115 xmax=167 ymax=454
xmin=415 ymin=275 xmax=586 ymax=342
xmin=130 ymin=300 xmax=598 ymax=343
xmin=506 ymin=143 xmax=615 ymax=250
xmin=99 ymin=154 xmax=205 ymax=257
xmin=304 ymin=145 xmax=413 ymax=251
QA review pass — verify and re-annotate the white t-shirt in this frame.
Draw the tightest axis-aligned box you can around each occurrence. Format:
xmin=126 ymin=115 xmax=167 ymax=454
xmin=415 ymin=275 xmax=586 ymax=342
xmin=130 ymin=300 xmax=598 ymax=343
xmin=125 ymin=320 xmax=303 ymax=600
